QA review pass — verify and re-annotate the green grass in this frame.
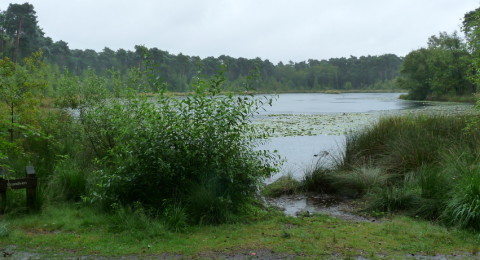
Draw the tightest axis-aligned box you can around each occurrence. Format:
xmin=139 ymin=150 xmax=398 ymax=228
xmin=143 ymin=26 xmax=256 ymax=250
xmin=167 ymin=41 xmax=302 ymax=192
xmin=442 ymin=160 xmax=480 ymax=230
xmin=0 ymin=205 xmax=479 ymax=258
xmin=301 ymin=114 xmax=480 ymax=231
xmin=262 ymin=174 xmax=302 ymax=197
xmin=341 ymin=114 xmax=473 ymax=174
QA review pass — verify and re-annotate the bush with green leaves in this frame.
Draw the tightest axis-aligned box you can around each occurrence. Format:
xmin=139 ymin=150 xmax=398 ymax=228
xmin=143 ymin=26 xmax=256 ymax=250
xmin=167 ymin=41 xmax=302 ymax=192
xmin=81 ymin=71 xmax=279 ymax=224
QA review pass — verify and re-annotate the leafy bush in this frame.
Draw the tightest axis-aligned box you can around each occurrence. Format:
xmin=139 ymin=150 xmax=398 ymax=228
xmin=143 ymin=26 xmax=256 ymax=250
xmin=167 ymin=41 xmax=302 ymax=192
xmin=81 ymin=70 xmax=279 ymax=224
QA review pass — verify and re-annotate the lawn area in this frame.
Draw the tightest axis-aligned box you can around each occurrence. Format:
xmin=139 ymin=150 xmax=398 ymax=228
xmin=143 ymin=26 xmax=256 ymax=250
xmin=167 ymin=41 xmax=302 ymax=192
xmin=0 ymin=205 xmax=479 ymax=259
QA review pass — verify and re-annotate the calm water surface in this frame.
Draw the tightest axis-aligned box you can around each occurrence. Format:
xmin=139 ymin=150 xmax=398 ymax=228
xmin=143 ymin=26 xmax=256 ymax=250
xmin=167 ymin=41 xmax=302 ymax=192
xmin=260 ymin=92 xmax=417 ymax=115
xmin=259 ymin=92 xmax=422 ymax=183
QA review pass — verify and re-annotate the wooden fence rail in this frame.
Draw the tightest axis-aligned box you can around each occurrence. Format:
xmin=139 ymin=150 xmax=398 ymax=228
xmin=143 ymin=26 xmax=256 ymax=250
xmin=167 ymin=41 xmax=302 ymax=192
xmin=0 ymin=166 xmax=37 ymax=213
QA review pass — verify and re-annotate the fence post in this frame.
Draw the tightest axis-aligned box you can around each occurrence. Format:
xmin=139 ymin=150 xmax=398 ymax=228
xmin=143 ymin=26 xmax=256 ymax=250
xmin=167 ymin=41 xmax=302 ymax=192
xmin=25 ymin=166 xmax=37 ymax=211
xmin=0 ymin=168 xmax=6 ymax=214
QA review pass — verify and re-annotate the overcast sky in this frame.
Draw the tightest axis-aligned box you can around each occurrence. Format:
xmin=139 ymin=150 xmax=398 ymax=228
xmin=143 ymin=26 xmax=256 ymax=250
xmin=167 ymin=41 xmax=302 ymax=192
xmin=1 ymin=0 xmax=479 ymax=63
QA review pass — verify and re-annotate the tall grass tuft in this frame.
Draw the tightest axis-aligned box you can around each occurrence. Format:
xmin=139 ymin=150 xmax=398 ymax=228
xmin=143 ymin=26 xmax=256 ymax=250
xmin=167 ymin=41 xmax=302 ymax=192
xmin=411 ymin=165 xmax=451 ymax=220
xmin=367 ymin=184 xmax=419 ymax=213
xmin=108 ymin=203 xmax=166 ymax=238
xmin=329 ymin=113 xmax=480 ymax=230
xmin=0 ymin=222 xmax=10 ymax=237
xmin=302 ymin=166 xmax=337 ymax=194
xmin=440 ymin=152 xmax=480 ymax=231
xmin=332 ymin=167 xmax=391 ymax=197
xmin=163 ymin=202 xmax=187 ymax=232
xmin=46 ymin=156 xmax=87 ymax=202
xmin=262 ymin=174 xmax=301 ymax=197
xmin=186 ymin=179 xmax=232 ymax=225
xmin=342 ymin=115 xmax=471 ymax=174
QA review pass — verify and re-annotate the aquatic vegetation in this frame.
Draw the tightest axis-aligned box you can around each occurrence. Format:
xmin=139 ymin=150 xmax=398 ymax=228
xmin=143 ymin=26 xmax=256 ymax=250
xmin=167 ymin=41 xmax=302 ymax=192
xmin=253 ymin=101 xmax=473 ymax=138
xmin=254 ymin=113 xmax=378 ymax=137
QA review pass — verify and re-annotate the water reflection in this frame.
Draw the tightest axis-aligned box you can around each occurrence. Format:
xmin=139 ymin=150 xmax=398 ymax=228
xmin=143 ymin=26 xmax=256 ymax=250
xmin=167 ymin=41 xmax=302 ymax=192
xmin=260 ymin=92 xmax=422 ymax=115
xmin=258 ymin=92 xmax=427 ymax=182
xmin=260 ymin=135 xmax=344 ymax=183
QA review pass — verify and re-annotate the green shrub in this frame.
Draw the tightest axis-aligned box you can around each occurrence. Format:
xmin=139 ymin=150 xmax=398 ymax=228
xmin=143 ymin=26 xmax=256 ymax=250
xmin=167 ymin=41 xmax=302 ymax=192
xmin=81 ymin=69 xmax=279 ymax=225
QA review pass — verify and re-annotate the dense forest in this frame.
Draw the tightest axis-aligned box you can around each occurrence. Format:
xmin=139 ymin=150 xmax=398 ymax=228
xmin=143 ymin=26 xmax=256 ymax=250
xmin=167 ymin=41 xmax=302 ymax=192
xmin=0 ymin=3 xmax=403 ymax=92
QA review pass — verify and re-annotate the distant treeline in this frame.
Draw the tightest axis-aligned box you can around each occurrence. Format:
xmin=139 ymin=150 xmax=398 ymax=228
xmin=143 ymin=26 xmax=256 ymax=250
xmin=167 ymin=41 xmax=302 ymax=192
xmin=0 ymin=3 xmax=403 ymax=92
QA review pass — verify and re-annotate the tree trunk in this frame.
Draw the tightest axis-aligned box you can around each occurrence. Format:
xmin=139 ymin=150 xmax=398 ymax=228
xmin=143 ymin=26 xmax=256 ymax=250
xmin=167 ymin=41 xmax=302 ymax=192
xmin=9 ymin=102 xmax=14 ymax=142
xmin=0 ymin=33 xmax=4 ymax=58
xmin=14 ymin=18 xmax=23 ymax=63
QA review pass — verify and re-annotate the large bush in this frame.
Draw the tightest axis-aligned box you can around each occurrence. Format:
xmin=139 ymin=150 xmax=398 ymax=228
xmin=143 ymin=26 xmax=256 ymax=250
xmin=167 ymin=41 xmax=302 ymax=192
xmin=82 ymin=71 xmax=279 ymax=224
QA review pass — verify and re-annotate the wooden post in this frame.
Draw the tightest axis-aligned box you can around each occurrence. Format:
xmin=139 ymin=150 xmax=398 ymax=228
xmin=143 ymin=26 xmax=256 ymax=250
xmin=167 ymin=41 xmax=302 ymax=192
xmin=0 ymin=167 xmax=6 ymax=214
xmin=25 ymin=166 xmax=37 ymax=211
xmin=0 ymin=166 xmax=37 ymax=214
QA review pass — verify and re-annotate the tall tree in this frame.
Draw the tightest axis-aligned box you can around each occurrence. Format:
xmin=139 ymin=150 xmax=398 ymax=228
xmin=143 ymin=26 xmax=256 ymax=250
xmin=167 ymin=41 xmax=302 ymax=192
xmin=398 ymin=32 xmax=474 ymax=100
xmin=0 ymin=52 xmax=46 ymax=141
xmin=0 ymin=10 xmax=8 ymax=57
xmin=463 ymin=7 xmax=480 ymax=86
xmin=3 ymin=3 xmax=43 ymax=62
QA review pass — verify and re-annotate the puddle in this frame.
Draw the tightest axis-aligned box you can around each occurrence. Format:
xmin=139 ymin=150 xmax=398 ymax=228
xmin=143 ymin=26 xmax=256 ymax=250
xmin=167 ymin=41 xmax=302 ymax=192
xmin=265 ymin=194 xmax=374 ymax=222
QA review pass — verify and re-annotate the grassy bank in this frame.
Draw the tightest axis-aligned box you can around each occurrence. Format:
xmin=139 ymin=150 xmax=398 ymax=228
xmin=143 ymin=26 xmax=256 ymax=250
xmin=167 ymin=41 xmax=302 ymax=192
xmin=1 ymin=204 xmax=479 ymax=258
xmin=296 ymin=114 xmax=480 ymax=231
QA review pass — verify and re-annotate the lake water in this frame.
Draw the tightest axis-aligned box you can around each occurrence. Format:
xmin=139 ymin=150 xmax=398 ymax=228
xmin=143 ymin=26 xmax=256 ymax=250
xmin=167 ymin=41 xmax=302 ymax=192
xmin=259 ymin=92 xmax=418 ymax=115
xmin=256 ymin=92 xmax=424 ymax=183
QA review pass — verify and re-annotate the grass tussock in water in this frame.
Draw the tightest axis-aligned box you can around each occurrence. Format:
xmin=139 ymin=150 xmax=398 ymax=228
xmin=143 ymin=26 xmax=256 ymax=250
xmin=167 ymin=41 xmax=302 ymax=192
xmin=262 ymin=174 xmax=302 ymax=197
xmin=301 ymin=114 xmax=480 ymax=231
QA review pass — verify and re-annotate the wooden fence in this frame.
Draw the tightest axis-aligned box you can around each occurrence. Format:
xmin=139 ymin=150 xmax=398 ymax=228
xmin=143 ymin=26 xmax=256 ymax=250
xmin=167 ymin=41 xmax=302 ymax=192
xmin=0 ymin=166 xmax=37 ymax=213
